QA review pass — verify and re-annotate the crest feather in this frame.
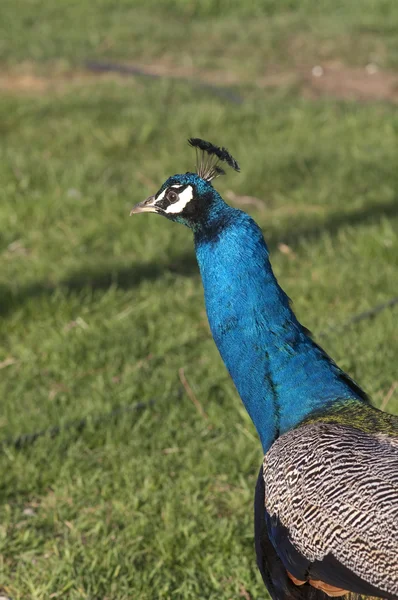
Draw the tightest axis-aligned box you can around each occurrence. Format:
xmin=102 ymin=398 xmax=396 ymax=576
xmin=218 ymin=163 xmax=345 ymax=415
xmin=188 ymin=138 xmax=240 ymax=181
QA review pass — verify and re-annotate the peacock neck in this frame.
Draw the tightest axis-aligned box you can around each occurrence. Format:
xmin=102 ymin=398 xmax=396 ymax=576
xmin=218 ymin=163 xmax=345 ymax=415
xmin=194 ymin=207 xmax=367 ymax=453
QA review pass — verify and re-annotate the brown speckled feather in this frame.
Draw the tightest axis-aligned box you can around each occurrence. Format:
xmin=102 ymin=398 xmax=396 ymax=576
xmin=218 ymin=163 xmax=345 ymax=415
xmin=262 ymin=422 xmax=398 ymax=599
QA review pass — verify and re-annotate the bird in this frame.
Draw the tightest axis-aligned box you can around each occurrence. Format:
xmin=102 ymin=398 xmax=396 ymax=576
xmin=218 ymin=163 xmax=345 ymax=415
xmin=130 ymin=138 xmax=398 ymax=600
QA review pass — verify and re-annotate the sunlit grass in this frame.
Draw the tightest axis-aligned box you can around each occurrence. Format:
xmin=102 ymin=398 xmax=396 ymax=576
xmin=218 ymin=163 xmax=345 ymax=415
xmin=1 ymin=2 xmax=398 ymax=598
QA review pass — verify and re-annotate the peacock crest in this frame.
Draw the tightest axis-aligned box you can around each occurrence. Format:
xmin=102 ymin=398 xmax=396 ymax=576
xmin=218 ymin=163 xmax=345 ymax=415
xmin=188 ymin=137 xmax=240 ymax=182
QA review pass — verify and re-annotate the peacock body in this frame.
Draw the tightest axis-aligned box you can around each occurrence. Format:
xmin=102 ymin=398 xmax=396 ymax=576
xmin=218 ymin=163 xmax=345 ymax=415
xmin=131 ymin=139 xmax=398 ymax=600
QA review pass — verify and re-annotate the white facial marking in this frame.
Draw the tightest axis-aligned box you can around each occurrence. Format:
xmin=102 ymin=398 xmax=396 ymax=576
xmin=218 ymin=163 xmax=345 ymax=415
xmin=165 ymin=185 xmax=194 ymax=214
xmin=156 ymin=189 xmax=167 ymax=202
xmin=171 ymin=184 xmax=183 ymax=189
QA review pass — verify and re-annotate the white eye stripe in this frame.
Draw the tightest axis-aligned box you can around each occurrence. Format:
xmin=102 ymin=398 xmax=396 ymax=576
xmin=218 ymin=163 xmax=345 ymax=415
xmin=155 ymin=184 xmax=183 ymax=203
xmin=165 ymin=185 xmax=194 ymax=214
xmin=156 ymin=189 xmax=167 ymax=202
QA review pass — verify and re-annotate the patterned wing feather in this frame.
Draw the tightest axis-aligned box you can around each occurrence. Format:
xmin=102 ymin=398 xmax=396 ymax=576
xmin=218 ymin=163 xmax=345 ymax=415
xmin=255 ymin=466 xmax=333 ymax=600
xmin=263 ymin=423 xmax=398 ymax=599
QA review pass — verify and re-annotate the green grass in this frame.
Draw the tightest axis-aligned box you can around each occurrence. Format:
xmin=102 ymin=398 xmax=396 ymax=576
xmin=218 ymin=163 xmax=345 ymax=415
xmin=1 ymin=0 xmax=398 ymax=71
xmin=1 ymin=2 xmax=398 ymax=599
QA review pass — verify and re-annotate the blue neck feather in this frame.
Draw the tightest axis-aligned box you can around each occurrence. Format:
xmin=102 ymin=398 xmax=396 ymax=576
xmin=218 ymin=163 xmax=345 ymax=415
xmin=193 ymin=195 xmax=366 ymax=452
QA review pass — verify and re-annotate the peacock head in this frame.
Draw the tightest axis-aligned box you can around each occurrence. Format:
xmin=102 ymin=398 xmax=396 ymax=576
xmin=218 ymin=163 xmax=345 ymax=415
xmin=130 ymin=138 xmax=240 ymax=229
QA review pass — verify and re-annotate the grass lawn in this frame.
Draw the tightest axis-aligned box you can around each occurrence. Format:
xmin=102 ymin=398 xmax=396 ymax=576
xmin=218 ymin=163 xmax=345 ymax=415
xmin=0 ymin=2 xmax=397 ymax=599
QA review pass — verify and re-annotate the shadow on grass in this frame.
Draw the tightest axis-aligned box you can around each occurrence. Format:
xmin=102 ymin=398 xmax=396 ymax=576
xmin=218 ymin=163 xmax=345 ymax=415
xmin=268 ymin=196 xmax=398 ymax=248
xmin=1 ymin=197 xmax=397 ymax=317
xmin=0 ymin=255 xmax=198 ymax=317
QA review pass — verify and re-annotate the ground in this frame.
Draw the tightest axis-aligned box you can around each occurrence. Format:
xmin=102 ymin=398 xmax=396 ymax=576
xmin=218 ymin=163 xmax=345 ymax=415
xmin=0 ymin=1 xmax=397 ymax=599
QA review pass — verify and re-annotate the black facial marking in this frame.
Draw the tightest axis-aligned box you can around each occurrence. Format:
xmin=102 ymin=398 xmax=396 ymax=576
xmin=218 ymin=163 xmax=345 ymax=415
xmin=158 ymin=181 xmax=214 ymax=223
xmin=155 ymin=184 xmax=189 ymax=211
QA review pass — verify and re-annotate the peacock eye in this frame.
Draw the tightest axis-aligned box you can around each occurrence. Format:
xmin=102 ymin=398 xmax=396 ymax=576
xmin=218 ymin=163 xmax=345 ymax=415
xmin=167 ymin=190 xmax=178 ymax=203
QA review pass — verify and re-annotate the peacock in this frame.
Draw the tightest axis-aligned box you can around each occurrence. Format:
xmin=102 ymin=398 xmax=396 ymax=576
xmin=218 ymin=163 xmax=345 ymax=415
xmin=130 ymin=139 xmax=398 ymax=600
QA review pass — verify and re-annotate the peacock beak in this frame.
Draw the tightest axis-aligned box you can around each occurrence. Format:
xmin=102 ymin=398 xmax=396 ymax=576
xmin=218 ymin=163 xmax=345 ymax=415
xmin=130 ymin=195 xmax=157 ymax=215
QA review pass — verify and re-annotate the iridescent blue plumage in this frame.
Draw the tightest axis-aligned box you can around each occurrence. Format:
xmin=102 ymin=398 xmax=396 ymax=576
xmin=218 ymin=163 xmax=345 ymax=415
xmin=194 ymin=203 xmax=368 ymax=452
xmin=131 ymin=139 xmax=398 ymax=600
